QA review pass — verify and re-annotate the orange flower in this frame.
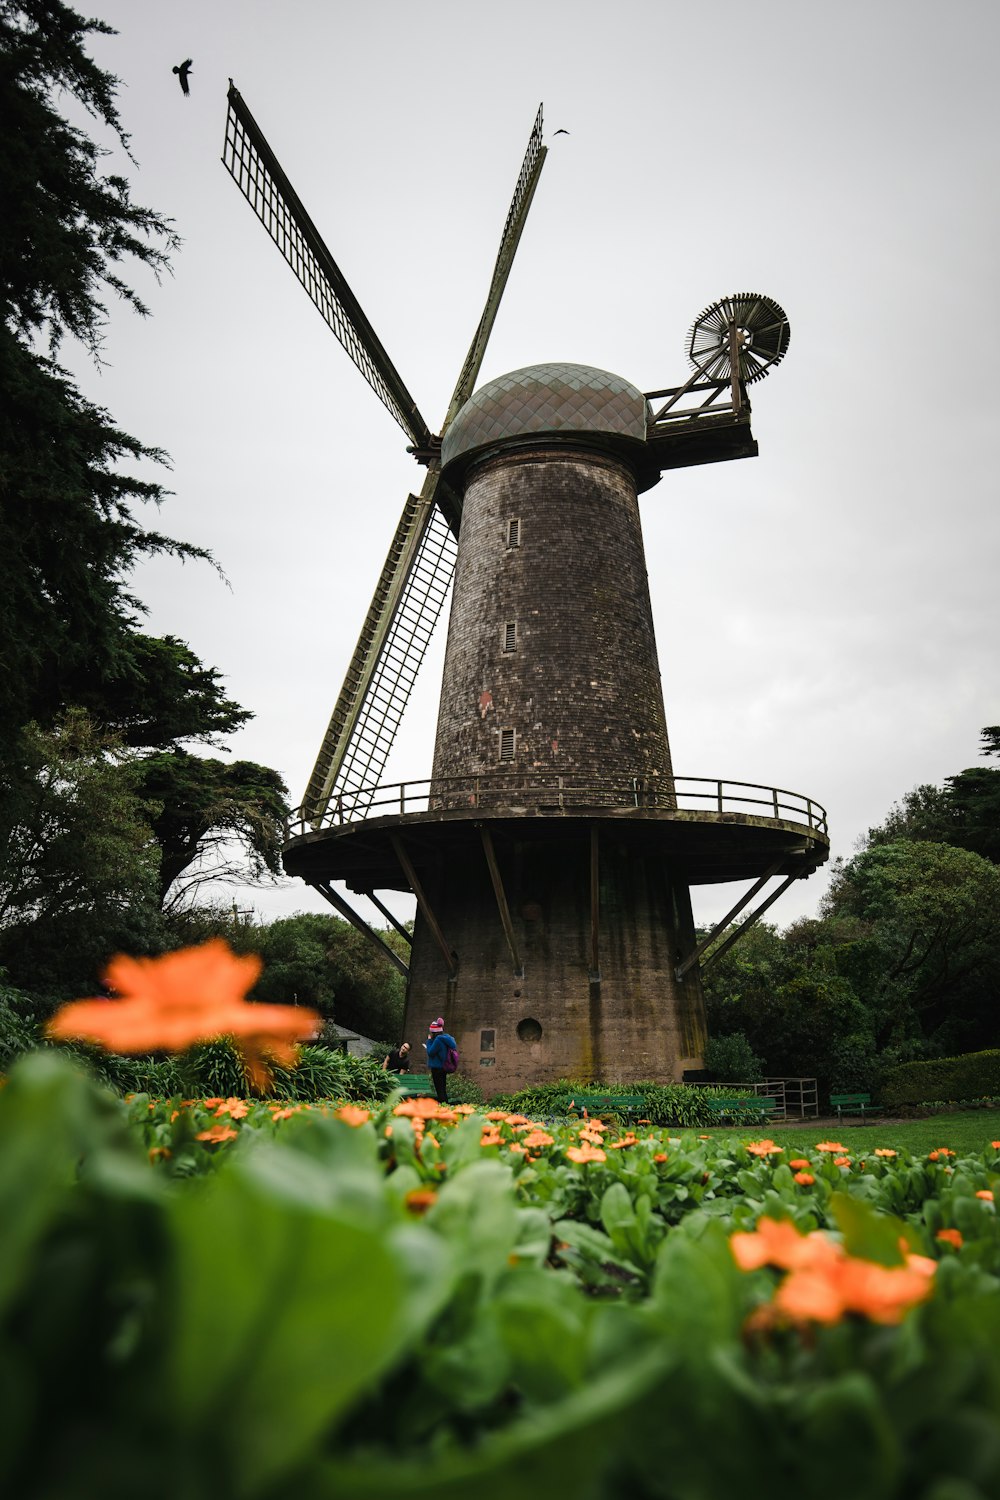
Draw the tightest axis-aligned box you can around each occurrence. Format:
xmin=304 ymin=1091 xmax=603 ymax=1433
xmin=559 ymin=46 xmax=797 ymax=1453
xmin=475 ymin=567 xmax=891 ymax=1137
xmin=521 ymin=1129 xmax=555 ymax=1149
xmin=788 ymin=1158 xmax=810 ymax=1169
xmin=653 ymin=1152 xmax=668 ymax=1163
xmin=730 ymin=1218 xmax=840 ymax=1273
xmin=486 ymin=1110 xmax=510 ymax=1121
xmin=480 ymin=1127 xmax=503 ymax=1147
xmin=335 ymin=1104 xmax=370 ymax=1127
xmin=566 ymin=1143 xmax=607 ymax=1164
xmin=394 ymin=1097 xmax=449 ymax=1119
xmin=874 ymin=1148 xmax=897 ymax=1157
xmin=976 ymin=1190 xmax=995 ymax=1202
xmin=215 ymin=1097 xmax=249 ymax=1119
xmin=607 ymin=1133 xmax=639 ymax=1150
xmin=452 ymin=1103 xmax=477 ymax=1115
xmin=936 ymin=1228 xmax=963 ymax=1248
xmin=404 ymin=1189 xmax=438 ymax=1214
xmin=775 ymin=1255 xmax=933 ymax=1325
xmin=45 ymin=940 xmax=320 ymax=1089
xmin=928 ymin=1148 xmax=956 ymax=1160
xmin=833 ymin=1156 xmax=852 ymax=1167
xmin=148 ymin=1146 xmax=172 ymax=1162
xmin=578 ymin=1128 xmax=605 ymax=1145
xmin=991 ymin=1141 xmax=1000 ymax=1150
xmin=271 ymin=1107 xmax=295 ymax=1121
xmin=196 ymin=1124 xmax=239 ymax=1144
xmin=746 ymin=1139 xmax=783 ymax=1157
xmin=504 ymin=1114 xmax=532 ymax=1126
xmin=793 ymin=1171 xmax=815 ymax=1185
xmin=815 ymin=1142 xmax=848 ymax=1153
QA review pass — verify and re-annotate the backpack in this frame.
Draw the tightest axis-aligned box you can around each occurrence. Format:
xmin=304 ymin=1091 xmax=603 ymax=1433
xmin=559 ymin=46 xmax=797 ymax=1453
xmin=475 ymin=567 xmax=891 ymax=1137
xmin=442 ymin=1044 xmax=459 ymax=1073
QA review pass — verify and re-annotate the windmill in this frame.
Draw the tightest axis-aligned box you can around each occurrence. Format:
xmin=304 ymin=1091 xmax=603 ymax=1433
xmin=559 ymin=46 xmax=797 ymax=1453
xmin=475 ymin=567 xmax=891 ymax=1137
xmin=223 ymin=87 xmax=828 ymax=1092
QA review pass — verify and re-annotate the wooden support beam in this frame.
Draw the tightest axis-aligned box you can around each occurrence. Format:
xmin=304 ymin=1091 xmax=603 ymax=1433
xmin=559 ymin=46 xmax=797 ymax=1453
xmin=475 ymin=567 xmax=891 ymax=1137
xmin=363 ymin=890 xmax=413 ymax=946
xmin=390 ymin=833 xmax=457 ymax=977
xmin=478 ymin=825 xmax=523 ymax=978
xmin=589 ymin=824 xmax=601 ymax=983
xmin=309 ymin=880 xmax=409 ymax=979
xmin=698 ymin=874 xmax=800 ymax=977
xmin=675 ymin=857 xmax=786 ymax=980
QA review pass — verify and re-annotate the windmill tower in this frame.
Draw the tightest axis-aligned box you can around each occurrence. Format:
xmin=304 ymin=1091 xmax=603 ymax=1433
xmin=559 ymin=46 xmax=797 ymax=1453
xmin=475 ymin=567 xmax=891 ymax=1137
xmin=223 ymin=90 xmax=829 ymax=1092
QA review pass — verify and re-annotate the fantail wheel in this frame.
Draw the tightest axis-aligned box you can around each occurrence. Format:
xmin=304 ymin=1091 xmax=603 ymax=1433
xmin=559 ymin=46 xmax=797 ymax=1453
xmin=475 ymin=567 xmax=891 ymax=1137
xmin=687 ymin=293 xmax=790 ymax=386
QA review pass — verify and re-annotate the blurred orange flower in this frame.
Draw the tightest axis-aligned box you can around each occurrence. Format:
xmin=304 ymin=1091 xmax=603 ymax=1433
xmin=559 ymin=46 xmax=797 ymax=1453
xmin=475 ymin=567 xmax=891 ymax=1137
xmin=936 ymin=1228 xmax=963 ymax=1248
xmin=607 ymin=1133 xmax=639 ymax=1150
xmin=653 ymin=1152 xmax=668 ymax=1163
xmin=45 ymin=940 xmax=320 ymax=1089
xmin=566 ymin=1143 xmax=607 ymax=1164
xmin=776 ymin=1255 xmax=933 ymax=1325
xmin=793 ymin=1171 xmax=815 ymax=1185
xmin=746 ymin=1139 xmax=783 ymax=1157
xmin=928 ymin=1148 xmax=956 ymax=1160
xmin=335 ymin=1104 xmax=371 ymax=1127
xmin=196 ymin=1124 xmax=239 ymax=1144
xmin=521 ymin=1129 xmax=555 ymax=1148
xmin=991 ymin=1141 xmax=1000 ymax=1150
xmin=215 ymin=1098 xmax=249 ymax=1119
xmin=833 ymin=1156 xmax=852 ymax=1167
xmin=480 ymin=1127 xmax=503 ymax=1147
xmin=731 ymin=1218 xmax=840 ymax=1273
xmin=404 ymin=1189 xmax=438 ymax=1214
xmin=976 ymin=1190 xmax=995 ymax=1202
xmin=815 ymin=1142 xmax=848 ymax=1153
xmin=874 ymin=1148 xmax=897 ymax=1157
xmin=788 ymin=1158 xmax=810 ymax=1169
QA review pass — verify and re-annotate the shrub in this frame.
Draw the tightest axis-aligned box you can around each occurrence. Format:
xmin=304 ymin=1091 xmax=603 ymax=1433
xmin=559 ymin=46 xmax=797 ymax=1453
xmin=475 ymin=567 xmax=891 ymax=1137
xmin=703 ymin=1032 xmax=764 ymax=1083
xmin=880 ymin=1049 xmax=1000 ymax=1107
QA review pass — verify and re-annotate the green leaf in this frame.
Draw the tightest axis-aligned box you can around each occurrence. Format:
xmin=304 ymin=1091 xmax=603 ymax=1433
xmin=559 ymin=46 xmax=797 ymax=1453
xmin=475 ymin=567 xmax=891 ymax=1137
xmin=829 ymin=1191 xmax=906 ymax=1266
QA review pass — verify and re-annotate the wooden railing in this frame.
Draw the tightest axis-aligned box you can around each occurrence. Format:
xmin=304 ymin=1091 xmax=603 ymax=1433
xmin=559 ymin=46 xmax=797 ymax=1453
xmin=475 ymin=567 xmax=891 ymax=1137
xmin=285 ymin=774 xmax=828 ymax=842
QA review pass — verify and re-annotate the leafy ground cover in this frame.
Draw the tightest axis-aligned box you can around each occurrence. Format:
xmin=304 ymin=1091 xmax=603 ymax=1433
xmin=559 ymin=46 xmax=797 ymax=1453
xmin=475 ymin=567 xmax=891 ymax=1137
xmin=5 ymin=1050 xmax=1000 ymax=1498
xmin=7 ymin=941 xmax=1000 ymax=1499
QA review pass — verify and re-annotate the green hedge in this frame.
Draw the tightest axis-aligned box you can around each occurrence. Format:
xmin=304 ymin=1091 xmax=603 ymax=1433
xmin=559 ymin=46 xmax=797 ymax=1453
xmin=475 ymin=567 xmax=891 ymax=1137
xmin=880 ymin=1049 xmax=1000 ymax=1108
xmin=488 ymin=1077 xmax=758 ymax=1128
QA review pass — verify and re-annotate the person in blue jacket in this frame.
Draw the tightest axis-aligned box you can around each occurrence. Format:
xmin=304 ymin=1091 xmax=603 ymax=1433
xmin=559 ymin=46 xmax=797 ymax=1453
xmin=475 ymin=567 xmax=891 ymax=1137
xmin=423 ymin=1017 xmax=457 ymax=1103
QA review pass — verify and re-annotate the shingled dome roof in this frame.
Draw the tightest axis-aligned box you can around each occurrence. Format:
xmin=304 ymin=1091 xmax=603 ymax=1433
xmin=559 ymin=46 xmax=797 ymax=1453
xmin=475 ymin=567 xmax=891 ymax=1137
xmin=441 ymin=363 xmax=649 ymax=469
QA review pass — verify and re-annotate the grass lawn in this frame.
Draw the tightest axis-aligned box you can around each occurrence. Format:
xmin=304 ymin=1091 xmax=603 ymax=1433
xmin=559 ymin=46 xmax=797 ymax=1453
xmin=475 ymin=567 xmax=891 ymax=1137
xmin=707 ymin=1108 xmax=1000 ymax=1157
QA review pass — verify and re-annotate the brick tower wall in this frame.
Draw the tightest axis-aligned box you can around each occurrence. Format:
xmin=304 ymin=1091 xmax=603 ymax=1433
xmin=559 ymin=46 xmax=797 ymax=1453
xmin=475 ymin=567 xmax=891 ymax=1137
xmin=430 ymin=447 xmax=674 ymax=793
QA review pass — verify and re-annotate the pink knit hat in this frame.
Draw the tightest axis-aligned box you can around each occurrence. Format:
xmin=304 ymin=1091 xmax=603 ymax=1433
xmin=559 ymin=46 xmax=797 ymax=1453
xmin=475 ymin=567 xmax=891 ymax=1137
xmin=428 ymin=1018 xmax=445 ymax=1033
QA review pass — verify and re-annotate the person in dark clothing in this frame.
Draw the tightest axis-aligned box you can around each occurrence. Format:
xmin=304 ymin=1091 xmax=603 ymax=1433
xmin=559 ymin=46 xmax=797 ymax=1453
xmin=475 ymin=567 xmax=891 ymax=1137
xmin=382 ymin=1041 xmax=411 ymax=1073
xmin=423 ymin=1017 xmax=457 ymax=1103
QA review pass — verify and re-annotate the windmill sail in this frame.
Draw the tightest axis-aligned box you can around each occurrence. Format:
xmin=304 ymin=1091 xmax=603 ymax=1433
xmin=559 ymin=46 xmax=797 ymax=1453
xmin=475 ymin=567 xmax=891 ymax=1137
xmin=223 ymin=83 xmax=431 ymax=451
xmin=302 ymin=473 xmax=456 ymax=820
xmin=300 ymin=106 xmax=548 ymax=820
xmin=223 ymin=89 xmax=546 ymax=821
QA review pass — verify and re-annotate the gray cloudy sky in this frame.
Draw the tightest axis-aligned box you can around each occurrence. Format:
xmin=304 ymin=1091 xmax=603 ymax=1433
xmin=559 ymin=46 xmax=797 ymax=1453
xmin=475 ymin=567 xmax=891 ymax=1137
xmin=63 ymin=0 xmax=999 ymax=932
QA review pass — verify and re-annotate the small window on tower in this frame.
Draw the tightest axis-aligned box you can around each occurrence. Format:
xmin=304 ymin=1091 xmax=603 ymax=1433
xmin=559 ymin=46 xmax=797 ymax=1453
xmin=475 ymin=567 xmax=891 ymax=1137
xmin=506 ymin=517 xmax=521 ymax=548
xmin=499 ymin=728 xmax=516 ymax=762
xmin=503 ymin=621 xmax=517 ymax=653
xmin=480 ymin=1029 xmax=495 ymax=1052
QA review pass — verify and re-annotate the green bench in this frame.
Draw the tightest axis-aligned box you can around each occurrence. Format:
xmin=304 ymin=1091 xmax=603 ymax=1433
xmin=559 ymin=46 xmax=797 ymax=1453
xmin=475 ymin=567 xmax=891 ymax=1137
xmin=830 ymin=1092 xmax=882 ymax=1122
xmin=394 ymin=1072 xmax=436 ymax=1098
xmin=706 ymin=1096 xmax=777 ymax=1125
xmin=558 ymin=1091 xmax=649 ymax=1123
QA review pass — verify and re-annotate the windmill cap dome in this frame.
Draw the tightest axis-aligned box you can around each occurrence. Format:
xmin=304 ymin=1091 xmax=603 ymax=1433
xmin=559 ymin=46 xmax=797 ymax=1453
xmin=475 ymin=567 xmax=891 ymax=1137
xmin=441 ymin=362 xmax=649 ymax=471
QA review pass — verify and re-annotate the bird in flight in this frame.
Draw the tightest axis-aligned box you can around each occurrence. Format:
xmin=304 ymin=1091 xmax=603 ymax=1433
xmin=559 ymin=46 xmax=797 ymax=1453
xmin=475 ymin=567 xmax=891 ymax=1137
xmin=172 ymin=59 xmax=193 ymax=95
xmin=553 ymin=128 xmax=570 ymax=135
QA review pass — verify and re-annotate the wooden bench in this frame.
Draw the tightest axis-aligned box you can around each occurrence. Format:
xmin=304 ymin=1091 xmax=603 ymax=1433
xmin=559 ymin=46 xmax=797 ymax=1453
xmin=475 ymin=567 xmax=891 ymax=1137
xmin=558 ymin=1091 xmax=649 ymax=1123
xmin=706 ymin=1096 xmax=777 ymax=1125
xmin=393 ymin=1073 xmax=436 ymax=1098
xmin=830 ymin=1092 xmax=882 ymax=1122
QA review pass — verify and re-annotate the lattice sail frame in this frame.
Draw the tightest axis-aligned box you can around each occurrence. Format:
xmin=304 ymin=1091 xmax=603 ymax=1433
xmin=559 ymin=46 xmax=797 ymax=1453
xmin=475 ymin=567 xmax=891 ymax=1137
xmin=223 ymin=87 xmax=547 ymax=821
xmin=223 ymin=85 xmax=431 ymax=450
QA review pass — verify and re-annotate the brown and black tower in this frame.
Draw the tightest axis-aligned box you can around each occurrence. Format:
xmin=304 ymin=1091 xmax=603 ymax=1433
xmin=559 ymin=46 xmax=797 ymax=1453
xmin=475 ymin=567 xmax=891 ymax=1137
xmin=223 ymin=93 xmax=829 ymax=1092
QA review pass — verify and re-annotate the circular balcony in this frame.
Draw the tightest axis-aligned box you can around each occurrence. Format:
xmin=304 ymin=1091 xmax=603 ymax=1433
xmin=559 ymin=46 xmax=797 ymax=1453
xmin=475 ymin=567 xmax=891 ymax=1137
xmin=283 ymin=773 xmax=830 ymax=890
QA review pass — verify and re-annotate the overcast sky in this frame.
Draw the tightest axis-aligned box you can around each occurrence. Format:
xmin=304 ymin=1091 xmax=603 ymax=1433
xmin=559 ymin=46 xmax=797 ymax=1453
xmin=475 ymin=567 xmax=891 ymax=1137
xmin=61 ymin=0 xmax=1000 ymax=933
